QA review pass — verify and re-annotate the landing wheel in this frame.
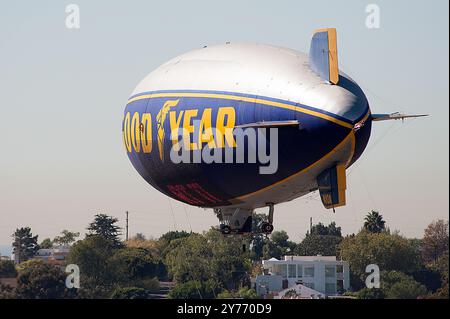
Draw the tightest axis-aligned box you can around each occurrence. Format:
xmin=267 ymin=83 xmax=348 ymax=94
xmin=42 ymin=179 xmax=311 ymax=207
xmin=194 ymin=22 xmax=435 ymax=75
xmin=220 ymin=225 xmax=232 ymax=235
xmin=261 ymin=222 xmax=274 ymax=234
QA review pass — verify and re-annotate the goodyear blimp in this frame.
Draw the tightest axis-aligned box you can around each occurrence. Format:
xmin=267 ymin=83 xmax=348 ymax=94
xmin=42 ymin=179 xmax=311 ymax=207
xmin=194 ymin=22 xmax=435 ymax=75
xmin=123 ymin=28 xmax=426 ymax=235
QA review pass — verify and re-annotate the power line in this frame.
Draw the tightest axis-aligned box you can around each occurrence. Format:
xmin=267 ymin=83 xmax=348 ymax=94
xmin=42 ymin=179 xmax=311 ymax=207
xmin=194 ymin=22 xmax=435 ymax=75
xmin=167 ymin=198 xmax=177 ymax=230
xmin=183 ymin=204 xmax=193 ymax=232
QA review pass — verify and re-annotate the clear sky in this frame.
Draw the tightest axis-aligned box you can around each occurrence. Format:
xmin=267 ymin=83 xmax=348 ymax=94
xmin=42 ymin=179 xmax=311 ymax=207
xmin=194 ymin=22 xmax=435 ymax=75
xmin=0 ymin=0 xmax=448 ymax=250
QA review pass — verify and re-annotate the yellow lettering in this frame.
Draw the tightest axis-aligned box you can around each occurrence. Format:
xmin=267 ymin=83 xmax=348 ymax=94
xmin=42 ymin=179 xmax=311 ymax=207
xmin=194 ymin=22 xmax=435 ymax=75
xmin=131 ymin=112 xmax=141 ymax=153
xmin=169 ymin=110 xmax=184 ymax=151
xmin=216 ymin=107 xmax=236 ymax=148
xmin=198 ymin=108 xmax=216 ymax=149
xmin=123 ymin=112 xmax=132 ymax=153
xmin=140 ymin=113 xmax=152 ymax=153
xmin=183 ymin=109 xmax=199 ymax=150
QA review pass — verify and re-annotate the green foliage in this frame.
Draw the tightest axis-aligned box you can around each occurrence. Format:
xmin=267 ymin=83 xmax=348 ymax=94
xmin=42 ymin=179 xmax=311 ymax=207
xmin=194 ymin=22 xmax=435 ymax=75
xmin=363 ymin=211 xmax=386 ymax=233
xmin=410 ymin=268 xmax=442 ymax=293
xmin=309 ymin=222 xmax=342 ymax=237
xmin=421 ymin=219 xmax=449 ymax=264
xmin=382 ymin=271 xmax=428 ymax=299
xmin=216 ymin=289 xmax=233 ymax=299
xmin=293 ymin=222 xmax=343 ymax=257
xmin=69 ymin=235 xmax=164 ymax=297
xmin=110 ymin=247 xmax=166 ymax=281
xmin=12 ymin=227 xmax=39 ymax=263
xmin=339 ymin=231 xmax=421 ymax=286
xmin=158 ymin=230 xmax=193 ymax=258
xmin=270 ymin=231 xmax=289 ymax=247
xmin=87 ymin=214 xmax=123 ymax=248
xmin=249 ymin=213 xmax=267 ymax=260
xmin=168 ymin=279 xmax=221 ymax=299
xmin=164 ymin=230 xmax=251 ymax=290
xmin=75 ymin=276 xmax=116 ymax=299
xmin=262 ymin=231 xmax=297 ymax=260
xmin=433 ymin=251 xmax=449 ymax=298
xmin=39 ymin=238 xmax=53 ymax=249
xmin=0 ymin=283 xmax=16 ymax=299
xmin=357 ymin=271 xmax=428 ymax=299
xmin=295 ymin=235 xmax=342 ymax=256
xmin=217 ymin=287 xmax=258 ymax=299
xmin=0 ymin=260 xmax=17 ymax=278
xmin=356 ymin=287 xmax=385 ymax=299
xmin=16 ymin=263 xmax=74 ymax=299
xmin=159 ymin=230 xmax=191 ymax=243
xmin=110 ymin=287 xmax=149 ymax=299
xmin=137 ymin=277 xmax=160 ymax=292
xmin=262 ymin=240 xmax=283 ymax=260
xmin=16 ymin=259 xmax=44 ymax=273
xmin=54 ymin=230 xmax=80 ymax=246
xmin=68 ymin=235 xmax=119 ymax=285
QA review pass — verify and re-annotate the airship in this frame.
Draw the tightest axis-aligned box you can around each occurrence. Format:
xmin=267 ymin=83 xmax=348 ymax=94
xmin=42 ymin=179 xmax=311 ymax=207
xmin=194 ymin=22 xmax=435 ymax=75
xmin=122 ymin=28 xmax=426 ymax=235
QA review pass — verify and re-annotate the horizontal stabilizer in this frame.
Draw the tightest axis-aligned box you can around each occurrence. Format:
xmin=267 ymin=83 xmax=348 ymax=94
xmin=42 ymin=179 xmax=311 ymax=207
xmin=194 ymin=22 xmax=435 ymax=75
xmin=309 ymin=28 xmax=339 ymax=84
xmin=235 ymin=120 xmax=300 ymax=129
xmin=371 ymin=112 xmax=429 ymax=122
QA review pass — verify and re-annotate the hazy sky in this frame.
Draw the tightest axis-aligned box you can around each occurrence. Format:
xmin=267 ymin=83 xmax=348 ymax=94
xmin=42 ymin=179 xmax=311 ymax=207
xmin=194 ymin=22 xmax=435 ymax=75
xmin=0 ymin=0 xmax=448 ymax=249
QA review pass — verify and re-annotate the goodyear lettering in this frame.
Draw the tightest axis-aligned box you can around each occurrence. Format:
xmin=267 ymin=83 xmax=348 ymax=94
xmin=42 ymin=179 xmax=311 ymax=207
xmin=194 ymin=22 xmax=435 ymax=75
xmin=122 ymin=103 xmax=237 ymax=156
xmin=140 ymin=113 xmax=152 ymax=153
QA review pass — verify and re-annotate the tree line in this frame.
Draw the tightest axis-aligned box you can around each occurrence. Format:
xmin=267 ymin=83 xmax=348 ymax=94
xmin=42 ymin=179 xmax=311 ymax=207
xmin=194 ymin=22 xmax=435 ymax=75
xmin=0 ymin=211 xmax=448 ymax=299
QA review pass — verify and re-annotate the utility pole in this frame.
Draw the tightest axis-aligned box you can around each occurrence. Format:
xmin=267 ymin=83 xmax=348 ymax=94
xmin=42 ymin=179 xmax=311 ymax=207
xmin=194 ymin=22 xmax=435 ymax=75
xmin=126 ymin=211 xmax=129 ymax=241
xmin=310 ymin=217 xmax=312 ymax=233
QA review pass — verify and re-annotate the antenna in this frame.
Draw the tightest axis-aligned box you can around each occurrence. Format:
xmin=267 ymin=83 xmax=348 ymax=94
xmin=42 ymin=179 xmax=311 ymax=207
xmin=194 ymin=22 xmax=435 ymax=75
xmin=125 ymin=211 xmax=129 ymax=241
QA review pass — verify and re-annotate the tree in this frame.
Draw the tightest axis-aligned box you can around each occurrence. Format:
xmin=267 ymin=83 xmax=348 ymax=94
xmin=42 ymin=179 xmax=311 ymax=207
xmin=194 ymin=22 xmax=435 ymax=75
xmin=15 ymin=263 xmax=74 ymax=299
xmin=357 ymin=287 xmax=385 ymax=299
xmin=410 ymin=268 xmax=442 ymax=293
xmin=54 ymin=230 xmax=80 ymax=246
xmin=421 ymin=220 xmax=449 ymax=264
xmin=0 ymin=283 xmax=16 ymax=299
xmin=217 ymin=287 xmax=259 ymax=299
xmin=164 ymin=230 xmax=251 ymax=291
xmin=109 ymin=247 xmax=166 ymax=281
xmin=159 ymin=230 xmax=191 ymax=243
xmin=309 ymin=222 xmax=342 ymax=237
xmin=16 ymin=259 xmax=44 ymax=273
xmin=12 ymin=227 xmax=39 ymax=263
xmin=381 ymin=271 xmax=428 ymax=299
xmin=126 ymin=238 xmax=160 ymax=257
xmin=68 ymin=235 xmax=119 ymax=285
xmin=363 ymin=211 xmax=386 ymax=233
xmin=87 ymin=214 xmax=122 ymax=248
xmin=133 ymin=233 xmax=146 ymax=241
xmin=295 ymin=234 xmax=342 ymax=256
xmin=158 ymin=230 xmax=192 ymax=257
xmin=270 ymin=231 xmax=289 ymax=247
xmin=262 ymin=231 xmax=296 ymax=259
xmin=339 ymin=231 xmax=421 ymax=289
xmin=39 ymin=238 xmax=53 ymax=249
xmin=0 ymin=260 xmax=17 ymax=278
xmin=110 ymin=287 xmax=149 ymax=299
xmin=168 ymin=280 xmax=221 ymax=299
xmin=357 ymin=271 xmax=428 ymax=299
xmin=262 ymin=240 xmax=283 ymax=260
xmin=249 ymin=213 xmax=268 ymax=260
xmin=296 ymin=222 xmax=343 ymax=256
xmin=433 ymin=251 xmax=449 ymax=298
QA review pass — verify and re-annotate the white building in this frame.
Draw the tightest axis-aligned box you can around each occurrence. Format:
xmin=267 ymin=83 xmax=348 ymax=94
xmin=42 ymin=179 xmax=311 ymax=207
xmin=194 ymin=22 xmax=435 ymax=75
xmin=255 ymin=256 xmax=350 ymax=297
